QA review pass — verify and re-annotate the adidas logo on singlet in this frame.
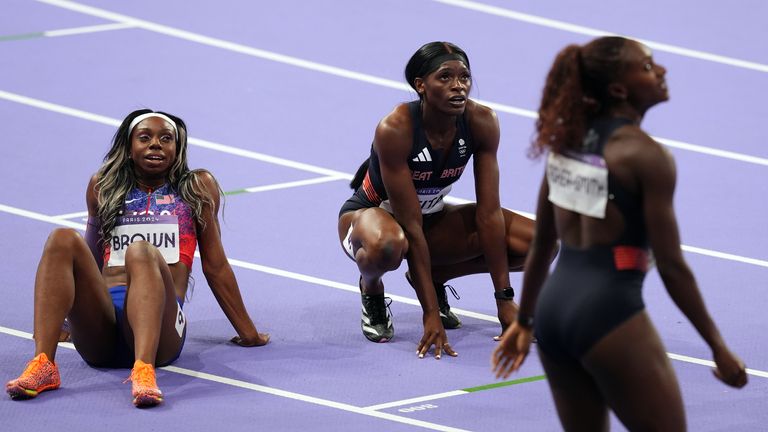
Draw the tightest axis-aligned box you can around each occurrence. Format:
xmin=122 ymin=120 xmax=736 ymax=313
xmin=412 ymin=147 xmax=432 ymax=162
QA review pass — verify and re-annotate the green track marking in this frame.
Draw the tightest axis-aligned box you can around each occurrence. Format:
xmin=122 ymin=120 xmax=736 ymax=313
xmin=224 ymin=189 xmax=248 ymax=196
xmin=0 ymin=32 xmax=45 ymax=42
xmin=462 ymin=374 xmax=546 ymax=393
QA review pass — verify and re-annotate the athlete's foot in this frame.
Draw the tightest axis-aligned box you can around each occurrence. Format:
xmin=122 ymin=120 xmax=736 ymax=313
xmin=359 ymin=276 xmax=394 ymax=342
xmin=127 ymin=360 xmax=163 ymax=408
xmin=6 ymin=353 xmax=61 ymax=400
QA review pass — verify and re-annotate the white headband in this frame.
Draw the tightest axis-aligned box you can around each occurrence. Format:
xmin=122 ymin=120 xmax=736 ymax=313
xmin=128 ymin=113 xmax=178 ymax=137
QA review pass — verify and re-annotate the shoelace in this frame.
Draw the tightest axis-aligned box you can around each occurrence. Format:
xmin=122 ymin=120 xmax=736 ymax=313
xmin=124 ymin=363 xmax=156 ymax=389
xmin=364 ymin=295 xmax=393 ymax=324
xmin=436 ymin=284 xmax=460 ymax=310
xmin=444 ymin=284 xmax=460 ymax=301
xmin=22 ymin=355 xmax=50 ymax=378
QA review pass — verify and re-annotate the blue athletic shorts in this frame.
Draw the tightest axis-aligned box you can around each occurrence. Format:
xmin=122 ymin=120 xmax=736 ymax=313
xmin=97 ymin=285 xmax=186 ymax=368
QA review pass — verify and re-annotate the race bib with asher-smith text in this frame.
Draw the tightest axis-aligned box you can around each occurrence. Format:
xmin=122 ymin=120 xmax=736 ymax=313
xmin=546 ymin=152 xmax=608 ymax=219
xmin=107 ymin=214 xmax=180 ymax=267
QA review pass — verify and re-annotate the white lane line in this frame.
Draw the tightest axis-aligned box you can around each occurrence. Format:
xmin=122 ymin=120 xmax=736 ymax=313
xmin=0 ymin=98 xmax=766 ymax=270
xmin=162 ymin=366 xmax=471 ymax=431
xmin=51 ymin=210 xmax=89 ymax=220
xmin=44 ymin=22 xmax=134 ymax=37
xmin=364 ymin=391 xmax=468 ymax=411
xmin=667 ymin=353 xmax=768 ymax=378
xmin=432 ymin=0 xmax=768 ymax=73
xmin=29 ymin=1 xmax=768 ymax=166
xmin=239 ymin=176 xmax=348 ymax=194
xmin=36 ymin=0 xmax=409 ymax=92
xmin=2 ymin=202 xmax=768 ymax=382
xmin=188 ymin=136 xmax=350 ymax=178
xmin=0 ymin=203 xmax=87 ymax=230
xmin=0 ymin=89 xmax=350 ymax=178
xmin=681 ymin=245 xmax=768 ymax=268
xmin=655 ymin=137 xmax=768 ymax=166
xmin=1 ymin=86 xmax=767 ymax=197
xmin=0 ymin=326 xmax=468 ymax=432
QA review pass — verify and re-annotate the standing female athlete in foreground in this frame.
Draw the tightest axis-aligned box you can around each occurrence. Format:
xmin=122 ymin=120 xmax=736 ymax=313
xmin=7 ymin=109 xmax=269 ymax=407
xmin=339 ymin=42 xmax=536 ymax=357
xmin=492 ymin=36 xmax=747 ymax=430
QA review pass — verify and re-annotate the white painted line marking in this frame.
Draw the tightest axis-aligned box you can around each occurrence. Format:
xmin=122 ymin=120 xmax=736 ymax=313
xmin=0 ymin=326 xmax=468 ymax=432
xmin=432 ymin=0 xmax=768 ymax=73
xmin=240 ymin=176 xmax=347 ymax=194
xmin=364 ymin=391 xmax=467 ymax=411
xmin=2 ymin=202 xmax=767 ymax=384
xmin=44 ymin=22 xmax=134 ymax=37
xmin=27 ymin=1 xmax=768 ymax=166
xmin=51 ymin=210 xmax=89 ymax=220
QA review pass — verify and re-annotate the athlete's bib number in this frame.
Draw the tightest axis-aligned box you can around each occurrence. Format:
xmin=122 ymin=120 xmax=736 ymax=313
xmin=547 ymin=153 xmax=608 ymax=218
xmin=107 ymin=215 xmax=180 ymax=267
xmin=380 ymin=185 xmax=451 ymax=215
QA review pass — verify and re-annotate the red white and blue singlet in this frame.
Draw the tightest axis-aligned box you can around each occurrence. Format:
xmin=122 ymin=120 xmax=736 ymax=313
xmin=103 ymin=183 xmax=198 ymax=269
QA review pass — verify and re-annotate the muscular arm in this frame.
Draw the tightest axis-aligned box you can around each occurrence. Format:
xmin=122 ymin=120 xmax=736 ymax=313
xmin=637 ymin=138 xmax=724 ymax=348
xmin=375 ymin=107 xmax=439 ymax=316
xmin=469 ymin=103 xmax=510 ymax=291
xmin=196 ymin=171 xmax=268 ymax=346
xmin=375 ymin=105 xmax=451 ymax=357
xmin=492 ymin=173 xmax=557 ymax=377
xmin=518 ymin=175 xmax=558 ymax=319
xmin=635 ymin=133 xmax=745 ymax=386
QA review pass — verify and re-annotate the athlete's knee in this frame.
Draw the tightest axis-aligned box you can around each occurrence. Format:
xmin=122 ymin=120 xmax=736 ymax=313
xmin=366 ymin=235 xmax=407 ymax=271
xmin=43 ymin=228 xmax=84 ymax=254
xmin=124 ymin=241 xmax=162 ymax=265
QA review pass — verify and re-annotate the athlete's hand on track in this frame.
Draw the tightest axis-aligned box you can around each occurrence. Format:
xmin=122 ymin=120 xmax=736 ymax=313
xmin=231 ymin=332 xmax=271 ymax=347
xmin=491 ymin=322 xmax=532 ymax=379
xmin=493 ymin=299 xmax=519 ymax=341
xmin=417 ymin=312 xmax=457 ymax=359
xmin=712 ymin=346 xmax=748 ymax=388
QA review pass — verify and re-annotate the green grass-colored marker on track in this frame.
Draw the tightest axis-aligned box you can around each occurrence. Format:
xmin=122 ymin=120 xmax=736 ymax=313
xmin=224 ymin=189 xmax=248 ymax=196
xmin=0 ymin=32 xmax=45 ymax=42
xmin=462 ymin=375 xmax=546 ymax=393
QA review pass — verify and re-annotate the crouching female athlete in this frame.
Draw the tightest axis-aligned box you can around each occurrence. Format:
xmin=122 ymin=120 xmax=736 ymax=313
xmin=338 ymin=41 xmax=536 ymax=358
xmin=6 ymin=109 xmax=269 ymax=408
xmin=492 ymin=36 xmax=747 ymax=430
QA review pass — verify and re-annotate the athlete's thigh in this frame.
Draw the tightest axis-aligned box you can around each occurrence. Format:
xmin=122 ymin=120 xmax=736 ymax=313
xmin=501 ymin=208 xmax=535 ymax=256
xmin=423 ymin=204 xmax=480 ymax=263
xmin=538 ymin=347 xmax=609 ymax=432
xmin=339 ymin=208 xmax=404 ymax=248
xmin=583 ymin=312 xmax=685 ymax=431
xmin=58 ymin=231 xmax=118 ymax=359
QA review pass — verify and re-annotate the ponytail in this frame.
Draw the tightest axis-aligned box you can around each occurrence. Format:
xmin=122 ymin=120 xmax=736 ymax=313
xmin=530 ymin=36 xmax=628 ymax=158
xmin=531 ymin=45 xmax=588 ymax=157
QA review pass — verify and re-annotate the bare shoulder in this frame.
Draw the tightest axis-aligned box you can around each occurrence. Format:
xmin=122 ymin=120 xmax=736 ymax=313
xmin=87 ymin=173 xmax=98 ymax=192
xmin=614 ymin=125 xmax=670 ymax=162
xmin=465 ymin=99 xmax=496 ymax=122
xmin=374 ymin=103 xmax=414 ymax=157
xmin=188 ymin=169 xmax=221 ymax=193
xmin=376 ymin=103 xmax=413 ymax=141
xmin=611 ymin=125 xmax=674 ymax=183
xmin=464 ymin=99 xmax=499 ymax=147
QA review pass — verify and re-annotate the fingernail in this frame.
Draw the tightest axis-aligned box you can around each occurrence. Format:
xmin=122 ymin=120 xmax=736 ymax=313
xmin=418 ymin=354 xmax=424 ymax=358
xmin=436 ymin=355 xmax=441 ymax=359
